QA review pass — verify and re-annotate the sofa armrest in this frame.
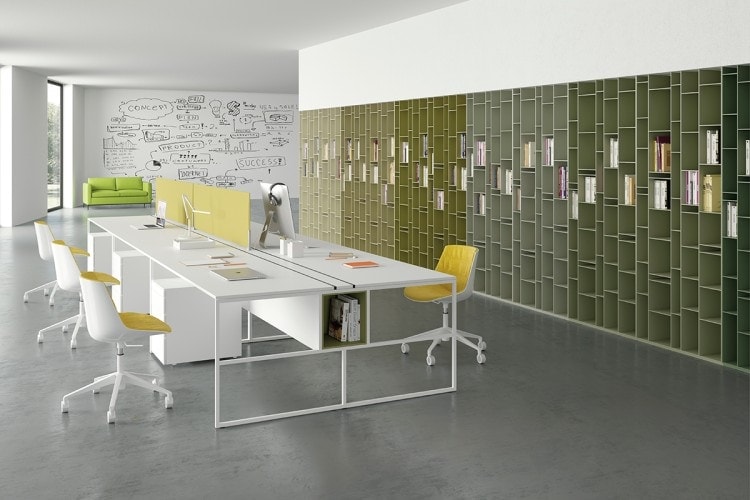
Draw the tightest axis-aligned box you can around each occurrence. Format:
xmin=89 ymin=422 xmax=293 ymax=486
xmin=142 ymin=181 xmax=152 ymax=203
xmin=82 ymin=182 xmax=92 ymax=204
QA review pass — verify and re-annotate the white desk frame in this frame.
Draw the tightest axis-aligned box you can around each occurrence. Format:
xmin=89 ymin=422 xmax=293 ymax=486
xmin=88 ymin=216 xmax=457 ymax=428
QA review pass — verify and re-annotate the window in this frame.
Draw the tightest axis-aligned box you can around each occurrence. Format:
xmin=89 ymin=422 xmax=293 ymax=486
xmin=47 ymin=81 xmax=62 ymax=210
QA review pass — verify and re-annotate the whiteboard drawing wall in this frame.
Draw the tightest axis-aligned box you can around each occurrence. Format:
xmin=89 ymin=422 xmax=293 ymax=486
xmin=84 ymin=89 xmax=299 ymax=199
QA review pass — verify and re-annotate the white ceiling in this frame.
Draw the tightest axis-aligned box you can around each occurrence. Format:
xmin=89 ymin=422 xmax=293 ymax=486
xmin=0 ymin=0 xmax=468 ymax=93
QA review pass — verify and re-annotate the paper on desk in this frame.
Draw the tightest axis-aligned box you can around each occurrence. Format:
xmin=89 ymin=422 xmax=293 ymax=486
xmin=181 ymin=258 xmax=244 ymax=266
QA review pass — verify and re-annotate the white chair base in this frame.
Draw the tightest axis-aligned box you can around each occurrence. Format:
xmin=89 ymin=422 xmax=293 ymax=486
xmin=23 ymin=280 xmax=58 ymax=306
xmin=37 ymin=298 xmax=85 ymax=349
xmin=400 ymin=303 xmax=486 ymax=366
xmin=61 ymin=345 xmax=173 ymax=424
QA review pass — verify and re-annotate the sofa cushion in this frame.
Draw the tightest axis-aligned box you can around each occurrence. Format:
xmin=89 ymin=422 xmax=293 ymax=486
xmin=115 ymin=177 xmax=144 ymax=191
xmin=116 ymin=189 xmax=148 ymax=197
xmin=88 ymin=177 xmax=117 ymax=190
xmin=91 ymin=190 xmax=120 ymax=198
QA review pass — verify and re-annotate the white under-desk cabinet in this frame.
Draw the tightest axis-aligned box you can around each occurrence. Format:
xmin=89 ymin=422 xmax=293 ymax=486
xmin=150 ymin=278 xmax=242 ymax=364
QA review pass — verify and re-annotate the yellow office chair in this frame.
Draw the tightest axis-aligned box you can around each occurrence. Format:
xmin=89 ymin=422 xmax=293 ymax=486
xmin=401 ymin=245 xmax=486 ymax=365
xmin=23 ymin=221 xmax=86 ymax=305
xmin=38 ymin=240 xmax=91 ymax=348
xmin=61 ymin=271 xmax=174 ymax=424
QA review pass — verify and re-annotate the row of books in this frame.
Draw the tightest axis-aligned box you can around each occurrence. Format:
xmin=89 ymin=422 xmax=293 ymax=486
xmin=570 ymin=191 xmax=579 ymax=219
xmin=522 ymin=141 xmax=535 ymax=168
xmin=726 ymin=202 xmax=738 ymax=238
xmin=703 ymin=174 xmax=721 ymax=212
xmin=328 ymin=294 xmax=361 ymax=342
xmin=543 ymin=137 xmax=554 ymax=166
xmin=583 ymin=176 xmax=597 ymax=203
xmin=449 ymin=165 xmax=468 ymax=190
xmin=684 ymin=170 xmax=700 ymax=206
xmin=652 ymin=180 xmax=670 ymax=210
xmin=475 ymin=192 xmax=486 ymax=215
xmin=475 ymin=141 xmax=487 ymax=167
xmin=558 ymin=164 xmax=569 ymax=199
xmin=652 ymin=135 xmax=671 ymax=172
xmin=434 ymin=189 xmax=445 ymax=210
xmin=706 ymin=129 xmax=720 ymax=164
xmin=609 ymin=137 xmax=619 ymax=168
xmin=623 ymin=174 xmax=636 ymax=205
xmin=503 ymin=167 xmax=513 ymax=194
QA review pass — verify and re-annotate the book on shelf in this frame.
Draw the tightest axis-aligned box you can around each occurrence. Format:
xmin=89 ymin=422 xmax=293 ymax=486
xmin=745 ymin=139 xmax=749 ymax=175
xmin=652 ymin=135 xmax=671 ymax=172
xmin=652 ymin=179 xmax=670 ymax=210
xmin=706 ymin=129 xmax=720 ymax=164
xmin=702 ymin=174 xmax=721 ymax=212
xmin=347 ymin=163 xmax=353 ymax=182
xmin=435 ymin=189 xmax=445 ymax=210
xmin=423 ymin=165 xmax=429 ymax=187
xmin=371 ymin=138 xmax=379 ymax=162
xmin=623 ymin=174 xmax=636 ymax=205
xmin=460 ymin=166 xmax=467 ymax=191
xmin=401 ymin=141 xmax=409 ymax=164
xmin=372 ymin=165 xmax=379 ymax=184
xmin=543 ymin=137 xmax=554 ymax=166
xmin=322 ymin=140 xmax=329 ymax=161
xmin=514 ymin=187 xmax=521 ymax=211
xmin=557 ymin=164 xmax=568 ymax=199
xmin=338 ymin=294 xmax=361 ymax=342
xmin=361 ymin=162 xmax=367 ymax=183
xmin=683 ymin=170 xmax=699 ymax=205
xmin=583 ymin=176 xmax=596 ymax=203
xmin=421 ymin=134 xmax=428 ymax=158
xmin=345 ymin=138 xmax=352 ymax=161
xmin=388 ymin=162 xmax=395 ymax=184
xmin=476 ymin=193 xmax=486 ymax=215
xmin=570 ymin=191 xmax=579 ymax=219
xmin=609 ymin=137 xmax=619 ymax=168
xmin=459 ymin=133 xmax=467 ymax=159
xmin=413 ymin=163 xmax=420 ymax=183
xmin=475 ymin=141 xmax=486 ymax=167
xmin=726 ymin=202 xmax=738 ymax=238
xmin=523 ymin=141 xmax=535 ymax=168
xmin=389 ymin=136 xmax=395 ymax=158
xmin=504 ymin=168 xmax=513 ymax=195
xmin=356 ymin=139 xmax=361 ymax=159
xmin=328 ymin=296 xmax=349 ymax=342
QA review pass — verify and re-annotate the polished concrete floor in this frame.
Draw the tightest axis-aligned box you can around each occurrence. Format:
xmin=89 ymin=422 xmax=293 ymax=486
xmin=1 ymin=206 xmax=748 ymax=499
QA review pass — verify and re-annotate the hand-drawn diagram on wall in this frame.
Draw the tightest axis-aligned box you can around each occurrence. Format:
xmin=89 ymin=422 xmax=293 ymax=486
xmin=100 ymin=93 xmax=298 ymax=195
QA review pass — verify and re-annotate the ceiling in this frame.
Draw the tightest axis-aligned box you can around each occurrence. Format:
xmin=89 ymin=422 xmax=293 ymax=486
xmin=0 ymin=0 xmax=468 ymax=93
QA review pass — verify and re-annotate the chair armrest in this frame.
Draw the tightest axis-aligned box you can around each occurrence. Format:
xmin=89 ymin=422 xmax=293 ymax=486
xmin=142 ymin=181 xmax=152 ymax=202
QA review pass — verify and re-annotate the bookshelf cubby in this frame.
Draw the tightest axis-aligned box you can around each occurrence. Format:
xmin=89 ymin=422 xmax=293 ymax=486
xmin=301 ymin=64 xmax=749 ymax=371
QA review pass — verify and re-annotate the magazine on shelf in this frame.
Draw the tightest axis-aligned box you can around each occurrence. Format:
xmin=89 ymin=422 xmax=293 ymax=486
xmin=328 ymin=296 xmax=349 ymax=342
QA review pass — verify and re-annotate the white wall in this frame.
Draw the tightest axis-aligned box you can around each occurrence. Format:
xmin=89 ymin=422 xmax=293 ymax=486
xmin=0 ymin=66 xmax=47 ymax=227
xmin=300 ymin=0 xmax=750 ymax=110
xmin=83 ymin=88 xmax=299 ymax=202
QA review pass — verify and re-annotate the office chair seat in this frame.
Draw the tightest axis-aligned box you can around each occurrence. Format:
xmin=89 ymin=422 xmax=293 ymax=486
xmin=401 ymin=245 xmax=486 ymax=366
xmin=61 ymin=271 xmax=174 ymax=424
xmin=38 ymin=240 xmax=91 ymax=348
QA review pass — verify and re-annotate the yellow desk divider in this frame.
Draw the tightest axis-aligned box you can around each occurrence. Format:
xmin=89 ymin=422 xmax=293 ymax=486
xmin=193 ymin=183 xmax=251 ymax=249
xmin=155 ymin=178 xmax=251 ymax=250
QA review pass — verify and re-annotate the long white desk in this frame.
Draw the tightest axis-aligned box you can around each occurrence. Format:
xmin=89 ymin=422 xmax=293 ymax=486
xmin=88 ymin=215 xmax=457 ymax=427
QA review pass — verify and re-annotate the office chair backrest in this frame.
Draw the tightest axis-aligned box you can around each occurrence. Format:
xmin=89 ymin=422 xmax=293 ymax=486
xmin=50 ymin=240 xmax=83 ymax=292
xmin=435 ymin=245 xmax=478 ymax=301
xmin=79 ymin=272 xmax=125 ymax=343
xmin=34 ymin=221 xmax=54 ymax=262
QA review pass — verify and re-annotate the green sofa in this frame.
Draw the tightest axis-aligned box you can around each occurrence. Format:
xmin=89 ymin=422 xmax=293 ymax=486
xmin=83 ymin=177 xmax=152 ymax=207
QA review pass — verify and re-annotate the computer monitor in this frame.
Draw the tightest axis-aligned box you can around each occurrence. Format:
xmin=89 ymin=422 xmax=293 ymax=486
xmin=259 ymin=182 xmax=295 ymax=248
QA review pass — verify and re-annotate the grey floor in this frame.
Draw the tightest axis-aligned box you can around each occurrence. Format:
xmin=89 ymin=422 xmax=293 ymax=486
xmin=1 ymin=206 xmax=748 ymax=500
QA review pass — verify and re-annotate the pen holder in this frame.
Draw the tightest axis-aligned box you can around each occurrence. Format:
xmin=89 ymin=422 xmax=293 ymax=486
xmin=287 ymin=240 xmax=304 ymax=258
xmin=279 ymin=238 xmax=288 ymax=256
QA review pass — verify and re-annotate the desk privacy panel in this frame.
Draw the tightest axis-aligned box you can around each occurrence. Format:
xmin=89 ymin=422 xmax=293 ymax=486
xmin=155 ymin=178 xmax=251 ymax=249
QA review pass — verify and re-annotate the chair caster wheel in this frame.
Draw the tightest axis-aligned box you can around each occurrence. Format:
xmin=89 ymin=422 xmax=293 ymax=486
xmin=23 ymin=294 xmax=29 ymax=303
xmin=477 ymin=352 xmax=486 ymax=364
xmin=37 ymin=333 xmax=43 ymax=343
xmin=62 ymin=325 xmax=69 ymax=333
xmin=107 ymin=410 xmax=116 ymax=424
xmin=426 ymin=355 xmax=436 ymax=366
xmin=151 ymin=378 xmax=161 ymax=390
xmin=61 ymin=400 xmax=69 ymax=413
xmin=92 ymin=389 xmax=99 ymax=394
xmin=49 ymin=299 xmax=55 ymax=307
xmin=165 ymin=395 xmax=174 ymax=409
xmin=44 ymin=288 xmax=50 ymax=296
xmin=69 ymin=340 xmax=77 ymax=349
xmin=478 ymin=340 xmax=487 ymax=351
xmin=400 ymin=343 xmax=410 ymax=354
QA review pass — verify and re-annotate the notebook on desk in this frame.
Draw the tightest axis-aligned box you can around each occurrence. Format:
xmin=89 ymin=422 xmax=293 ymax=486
xmin=210 ymin=267 xmax=265 ymax=281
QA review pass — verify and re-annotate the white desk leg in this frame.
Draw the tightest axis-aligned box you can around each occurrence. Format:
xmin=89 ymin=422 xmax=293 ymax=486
xmin=214 ymin=299 xmax=221 ymax=429
xmin=341 ymin=349 xmax=348 ymax=406
xmin=452 ymin=280 xmax=457 ymax=390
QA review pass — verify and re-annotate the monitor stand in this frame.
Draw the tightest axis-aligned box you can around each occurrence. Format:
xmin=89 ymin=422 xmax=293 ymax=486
xmin=259 ymin=208 xmax=275 ymax=248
